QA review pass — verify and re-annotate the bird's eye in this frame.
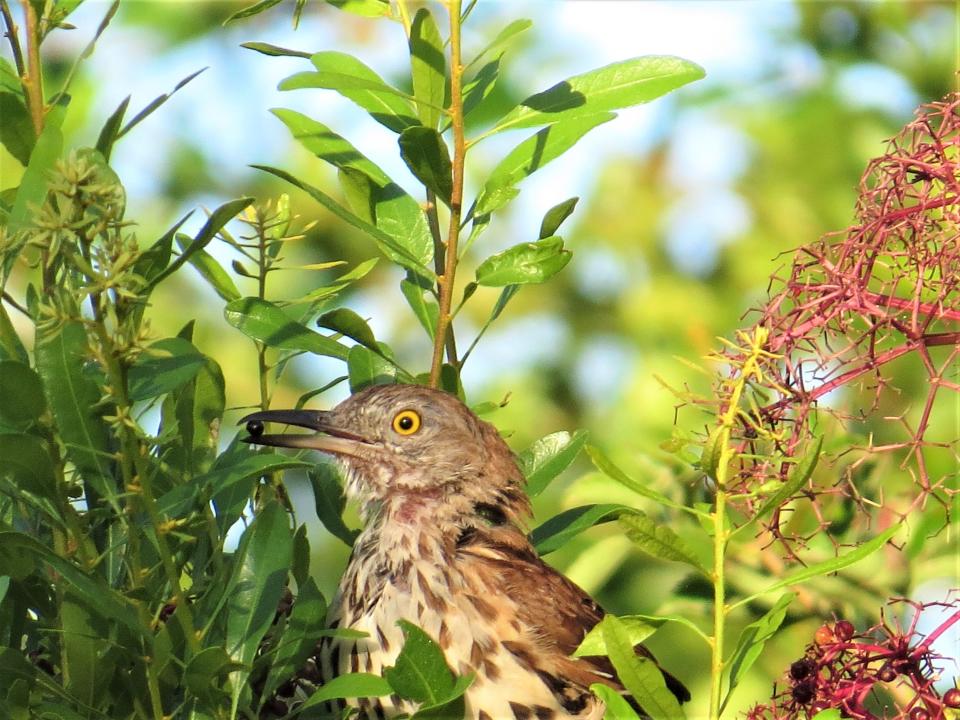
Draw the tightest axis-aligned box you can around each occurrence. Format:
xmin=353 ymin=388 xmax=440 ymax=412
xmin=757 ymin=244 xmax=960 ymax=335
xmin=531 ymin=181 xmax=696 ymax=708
xmin=392 ymin=409 xmax=421 ymax=435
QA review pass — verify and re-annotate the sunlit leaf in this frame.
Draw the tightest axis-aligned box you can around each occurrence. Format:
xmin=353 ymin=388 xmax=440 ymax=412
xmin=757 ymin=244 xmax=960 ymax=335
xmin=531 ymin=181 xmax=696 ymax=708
xmin=409 ymin=8 xmax=446 ymax=129
xmin=475 ymin=236 xmax=571 ymax=287
xmin=521 ymin=429 xmax=588 ymax=496
xmin=317 ymin=308 xmax=378 ymax=350
xmin=539 ymin=197 xmax=579 ymax=239
xmin=489 ymin=55 xmax=704 ymax=136
xmin=476 ymin=113 xmax=613 ymax=215
xmin=576 ymin=615 xmax=658 ymax=657
xmin=224 ymin=297 xmax=349 ymax=359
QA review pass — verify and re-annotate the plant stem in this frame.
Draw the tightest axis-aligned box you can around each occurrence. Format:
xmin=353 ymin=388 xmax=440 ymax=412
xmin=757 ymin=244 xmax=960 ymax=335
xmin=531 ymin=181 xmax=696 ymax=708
xmin=429 ymin=0 xmax=465 ymax=388
xmin=20 ymin=0 xmax=44 ymax=137
xmin=0 ymin=1 xmax=25 ymax=77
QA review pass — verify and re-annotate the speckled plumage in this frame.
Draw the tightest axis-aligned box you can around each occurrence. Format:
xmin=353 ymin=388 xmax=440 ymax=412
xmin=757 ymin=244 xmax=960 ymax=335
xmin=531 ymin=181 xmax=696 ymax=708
xmin=244 ymin=384 xmax=689 ymax=719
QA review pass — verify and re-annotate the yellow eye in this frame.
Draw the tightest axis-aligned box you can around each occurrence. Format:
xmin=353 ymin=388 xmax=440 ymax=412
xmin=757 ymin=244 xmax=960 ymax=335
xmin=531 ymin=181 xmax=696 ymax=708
xmin=392 ymin=409 xmax=421 ymax=435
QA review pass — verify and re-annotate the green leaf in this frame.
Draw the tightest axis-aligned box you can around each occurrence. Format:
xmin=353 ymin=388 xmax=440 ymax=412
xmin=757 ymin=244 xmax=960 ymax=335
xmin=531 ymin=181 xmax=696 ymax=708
xmin=600 ymin=615 xmax=684 ymax=720
xmin=539 ymin=197 xmax=579 ymax=239
xmin=751 ymin=436 xmax=823 ymax=525
xmin=384 ymin=620 xmax=455 ymax=703
xmin=521 ymin=429 xmax=589 ymax=496
xmin=575 ymin=615 xmax=658 ymax=657
xmin=291 ymin=51 xmax=419 ymax=132
xmin=399 ymin=126 xmax=452 ymax=204
xmin=185 ymin=647 xmax=238 ymax=699
xmin=133 ymin=211 xmax=193 ymax=285
xmin=0 ymin=531 xmax=143 ymax=637
xmin=9 ymin=97 xmax=67 ymax=231
xmin=225 ymin=501 xmax=293 ymax=712
xmin=722 ymin=592 xmax=795 ymax=712
xmin=224 ymin=0 xmax=283 ymax=23
xmin=475 ymin=236 xmax=571 ymax=287
xmin=224 ymin=297 xmax=349 ymax=359
xmin=530 ymin=503 xmax=629 ymax=555
xmin=163 ymin=353 xmax=225 ymax=475
xmin=301 ymin=257 xmax=380 ymax=303
xmin=156 ymin=450 xmax=311 ymax=520
xmin=267 ymin=111 xmax=433 ymax=272
xmin=467 ymin=19 xmax=532 ymax=70
xmin=175 ymin=234 xmax=241 ymax=302
xmin=339 ymin=167 xmax=376 ymax=224
xmin=34 ymin=321 xmax=115 ymax=507
xmin=476 ymin=113 xmax=613 ymax=215
xmin=619 ymin=511 xmax=709 ymax=575
xmin=259 ymin=576 xmax=328 ymax=702
xmin=586 ymin=445 xmax=692 ymax=513
xmin=94 ymin=94 xmax=130 ymax=162
xmin=733 ymin=524 xmax=902 ymax=609
xmin=61 ymin=593 xmax=112 ymax=706
xmin=146 ymin=196 xmax=253 ymax=290
xmin=409 ymin=8 xmax=446 ymax=129
xmin=590 ymin=683 xmax=643 ymax=720
xmin=317 ymin=308 xmax=378 ymax=350
xmin=309 ymin=464 xmax=360 ymax=546
xmin=811 ymin=710 xmax=843 ymax=720
xmin=0 ymin=92 xmax=34 ymax=166
xmin=297 ymin=673 xmax=392 ymax=711
xmin=0 ymin=434 xmax=56 ymax=500
xmin=400 ymin=277 xmax=439 ymax=341
xmin=325 ymin=0 xmax=390 ymax=17
xmin=462 ymin=57 xmax=500 ymax=121
xmin=489 ymin=56 xmax=705 ymax=136
xmin=0 ymin=304 xmax=28 ymax=363
xmin=117 ymin=68 xmax=206 ymax=141
xmin=128 ymin=337 xmax=206 ymax=401
xmin=0 ymin=361 xmax=46 ymax=423
xmin=700 ymin=425 xmax=726 ymax=481
xmin=347 ymin=344 xmax=397 ymax=392
xmin=241 ymin=41 xmax=312 ymax=59
xmin=257 ymin=164 xmax=434 ymax=278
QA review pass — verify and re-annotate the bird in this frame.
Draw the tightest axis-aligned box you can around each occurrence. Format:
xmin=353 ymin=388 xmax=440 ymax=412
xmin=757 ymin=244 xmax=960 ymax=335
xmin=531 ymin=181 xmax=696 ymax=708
xmin=242 ymin=383 xmax=689 ymax=719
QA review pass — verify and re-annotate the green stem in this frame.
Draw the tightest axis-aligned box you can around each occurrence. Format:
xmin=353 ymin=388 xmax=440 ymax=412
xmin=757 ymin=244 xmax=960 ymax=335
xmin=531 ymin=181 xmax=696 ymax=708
xmin=428 ymin=0 xmax=465 ymax=388
xmin=709 ymin=488 xmax=728 ymax=720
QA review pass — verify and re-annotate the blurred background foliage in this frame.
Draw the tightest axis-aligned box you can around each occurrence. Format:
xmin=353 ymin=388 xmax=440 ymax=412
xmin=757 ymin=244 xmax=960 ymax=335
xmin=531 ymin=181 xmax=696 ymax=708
xmin=0 ymin=1 xmax=956 ymax=715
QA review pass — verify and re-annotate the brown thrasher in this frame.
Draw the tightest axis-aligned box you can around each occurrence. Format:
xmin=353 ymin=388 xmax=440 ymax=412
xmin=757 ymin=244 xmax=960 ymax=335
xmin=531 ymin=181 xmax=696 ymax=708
xmin=243 ymin=383 xmax=689 ymax=719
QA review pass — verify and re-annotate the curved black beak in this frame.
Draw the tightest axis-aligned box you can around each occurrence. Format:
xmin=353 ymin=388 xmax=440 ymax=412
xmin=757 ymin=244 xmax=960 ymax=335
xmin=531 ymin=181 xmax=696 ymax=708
xmin=239 ymin=409 xmax=368 ymax=456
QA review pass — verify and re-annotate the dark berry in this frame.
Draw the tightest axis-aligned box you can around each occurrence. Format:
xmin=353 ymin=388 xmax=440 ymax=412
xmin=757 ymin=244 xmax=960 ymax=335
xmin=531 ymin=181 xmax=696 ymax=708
xmin=943 ymin=689 xmax=960 ymax=709
xmin=834 ymin=620 xmax=855 ymax=640
xmin=792 ymin=681 xmax=816 ymax=704
xmin=790 ymin=658 xmax=816 ymax=680
xmin=246 ymin=419 xmax=264 ymax=438
xmin=909 ymin=707 xmax=929 ymax=720
xmin=878 ymin=664 xmax=897 ymax=682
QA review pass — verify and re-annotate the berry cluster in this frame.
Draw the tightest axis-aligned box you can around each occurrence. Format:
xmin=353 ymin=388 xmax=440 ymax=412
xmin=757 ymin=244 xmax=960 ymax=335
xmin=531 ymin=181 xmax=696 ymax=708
xmin=748 ymin=600 xmax=959 ymax=719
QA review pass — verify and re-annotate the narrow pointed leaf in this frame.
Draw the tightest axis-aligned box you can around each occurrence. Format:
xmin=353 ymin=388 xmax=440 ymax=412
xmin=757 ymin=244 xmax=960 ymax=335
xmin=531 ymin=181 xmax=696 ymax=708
xmin=490 ymin=56 xmax=704 ymax=135
xmin=399 ymin=126 xmax=452 ymax=204
xmin=467 ymin=19 xmax=532 ymax=69
xmin=128 ymin=337 xmax=206 ymax=401
xmin=9 ymin=98 xmax=67 ymax=230
xmin=224 ymin=297 xmax=349 ymax=359
xmin=117 ymin=68 xmax=206 ymax=140
xmin=224 ymin=0 xmax=283 ymax=23
xmin=0 ymin=91 xmax=34 ymax=165
xmin=723 ymin=592 xmax=795 ymax=710
xmin=734 ymin=524 xmax=902 ymax=608
xmin=600 ymin=615 xmax=685 ymax=720
xmin=0 ymin=304 xmax=28 ymax=363
xmin=226 ymin=501 xmax=293 ymax=712
xmin=590 ymin=684 xmax=643 ymax=720
xmin=531 ymin=503 xmax=629 ymax=555
xmin=241 ymin=41 xmax=312 ymax=58
xmin=752 ymin=437 xmax=823 ymax=524
xmin=476 ymin=113 xmax=614 ymax=215
xmin=619 ymin=511 xmax=709 ymax=575
xmin=409 ymin=8 xmax=446 ymax=129
xmin=400 ymin=277 xmax=438 ymax=341
xmin=309 ymin=464 xmax=360 ymax=546
xmin=463 ymin=57 xmax=500 ymax=120
xmin=297 ymin=673 xmax=392 ymax=710
xmin=586 ymin=445 xmax=690 ymax=513
xmin=175 ymin=234 xmax=241 ymax=302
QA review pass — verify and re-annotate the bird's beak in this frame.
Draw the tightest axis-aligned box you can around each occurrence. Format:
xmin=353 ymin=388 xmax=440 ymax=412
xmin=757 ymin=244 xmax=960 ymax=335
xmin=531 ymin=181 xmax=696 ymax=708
xmin=239 ymin=409 xmax=368 ymax=457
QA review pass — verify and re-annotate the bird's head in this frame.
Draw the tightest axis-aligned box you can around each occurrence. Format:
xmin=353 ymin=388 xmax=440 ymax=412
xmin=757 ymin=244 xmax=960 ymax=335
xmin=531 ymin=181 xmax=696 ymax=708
xmin=240 ymin=384 xmax=530 ymax=523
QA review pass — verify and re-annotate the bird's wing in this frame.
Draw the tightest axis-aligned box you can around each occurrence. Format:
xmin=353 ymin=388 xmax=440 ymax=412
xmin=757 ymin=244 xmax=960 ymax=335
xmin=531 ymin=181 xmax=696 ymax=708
xmin=456 ymin=525 xmax=690 ymax=710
